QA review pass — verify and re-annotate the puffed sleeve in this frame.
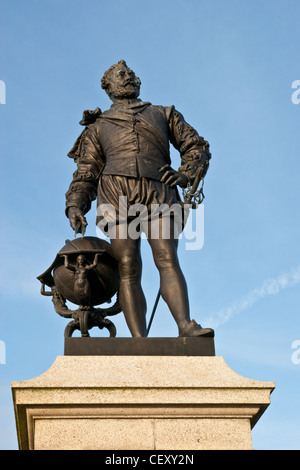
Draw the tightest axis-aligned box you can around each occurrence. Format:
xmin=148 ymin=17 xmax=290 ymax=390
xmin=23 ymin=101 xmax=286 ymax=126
xmin=167 ymin=106 xmax=211 ymax=185
xmin=65 ymin=122 xmax=105 ymax=216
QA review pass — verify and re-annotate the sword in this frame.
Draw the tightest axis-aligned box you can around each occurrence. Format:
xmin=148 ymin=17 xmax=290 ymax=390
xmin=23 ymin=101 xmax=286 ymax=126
xmin=146 ymin=289 xmax=161 ymax=336
xmin=182 ymin=166 xmax=205 ymax=209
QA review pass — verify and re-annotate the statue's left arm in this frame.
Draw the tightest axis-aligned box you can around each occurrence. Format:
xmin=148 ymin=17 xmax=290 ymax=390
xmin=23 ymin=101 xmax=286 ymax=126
xmin=167 ymin=106 xmax=211 ymax=187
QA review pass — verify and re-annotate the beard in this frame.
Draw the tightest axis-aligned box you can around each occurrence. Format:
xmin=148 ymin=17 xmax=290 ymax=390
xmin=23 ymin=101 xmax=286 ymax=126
xmin=111 ymin=82 xmax=140 ymax=100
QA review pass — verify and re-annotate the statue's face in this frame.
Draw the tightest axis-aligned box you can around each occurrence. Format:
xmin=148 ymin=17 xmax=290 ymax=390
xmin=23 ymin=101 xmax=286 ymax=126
xmin=108 ymin=64 xmax=140 ymax=100
xmin=77 ymin=255 xmax=86 ymax=266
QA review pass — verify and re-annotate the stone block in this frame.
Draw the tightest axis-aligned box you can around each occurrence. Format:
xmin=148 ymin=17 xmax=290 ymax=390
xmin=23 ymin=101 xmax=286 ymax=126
xmin=11 ymin=355 xmax=275 ymax=450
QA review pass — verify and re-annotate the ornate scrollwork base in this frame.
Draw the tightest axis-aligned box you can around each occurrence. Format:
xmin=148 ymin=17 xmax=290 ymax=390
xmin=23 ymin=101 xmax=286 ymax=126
xmin=64 ymin=307 xmax=117 ymax=338
xmin=41 ymin=284 xmax=121 ymax=338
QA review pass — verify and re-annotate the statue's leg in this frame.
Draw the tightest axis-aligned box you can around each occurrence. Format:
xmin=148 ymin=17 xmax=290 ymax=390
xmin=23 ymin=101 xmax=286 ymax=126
xmin=78 ymin=309 xmax=90 ymax=337
xmin=147 ymin=217 xmax=191 ymax=333
xmin=110 ymin=228 xmax=147 ymax=337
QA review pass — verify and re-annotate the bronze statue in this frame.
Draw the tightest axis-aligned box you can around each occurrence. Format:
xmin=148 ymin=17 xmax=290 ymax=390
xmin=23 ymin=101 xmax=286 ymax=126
xmin=65 ymin=60 xmax=214 ymax=338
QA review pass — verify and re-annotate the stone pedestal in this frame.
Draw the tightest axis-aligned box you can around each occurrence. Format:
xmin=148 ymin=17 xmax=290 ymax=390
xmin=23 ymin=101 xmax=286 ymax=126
xmin=12 ymin=351 xmax=275 ymax=450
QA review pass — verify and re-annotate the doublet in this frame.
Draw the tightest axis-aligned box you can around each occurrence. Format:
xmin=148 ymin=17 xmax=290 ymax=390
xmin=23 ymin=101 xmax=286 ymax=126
xmin=65 ymin=99 xmax=211 ymax=215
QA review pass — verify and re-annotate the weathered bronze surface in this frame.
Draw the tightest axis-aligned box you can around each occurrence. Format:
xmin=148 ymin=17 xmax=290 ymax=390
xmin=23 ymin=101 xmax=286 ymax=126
xmin=39 ymin=60 xmax=214 ymax=341
xmin=64 ymin=60 xmax=214 ymax=339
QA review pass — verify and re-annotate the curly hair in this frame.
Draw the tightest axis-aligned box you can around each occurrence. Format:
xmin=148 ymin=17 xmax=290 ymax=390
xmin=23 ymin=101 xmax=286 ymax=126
xmin=101 ymin=60 xmax=141 ymax=92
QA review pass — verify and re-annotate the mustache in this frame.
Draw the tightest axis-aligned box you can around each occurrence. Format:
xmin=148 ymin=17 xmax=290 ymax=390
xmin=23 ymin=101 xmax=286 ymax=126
xmin=123 ymin=79 xmax=138 ymax=86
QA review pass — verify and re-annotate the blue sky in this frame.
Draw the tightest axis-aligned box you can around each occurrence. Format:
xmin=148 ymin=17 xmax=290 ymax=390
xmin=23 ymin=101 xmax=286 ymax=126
xmin=0 ymin=0 xmax=300 ymax=450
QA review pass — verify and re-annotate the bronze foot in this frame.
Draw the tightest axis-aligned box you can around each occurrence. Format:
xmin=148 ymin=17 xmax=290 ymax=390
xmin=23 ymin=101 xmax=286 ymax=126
xmin=179 ymin=319 xmax=214 ymax=338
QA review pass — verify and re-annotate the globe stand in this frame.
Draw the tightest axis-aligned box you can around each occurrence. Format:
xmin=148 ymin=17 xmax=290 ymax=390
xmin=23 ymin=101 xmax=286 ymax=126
xmin=40 ymin=283 xmax=121 ymax=337
xmin=37 ymin=237 xmax=121 ymax=338
xmin=64 ymin=306 xmax=117 ymax=338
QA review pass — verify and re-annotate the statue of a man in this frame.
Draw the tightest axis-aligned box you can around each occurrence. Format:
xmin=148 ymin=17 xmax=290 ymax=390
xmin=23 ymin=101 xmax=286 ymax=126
xmin=65 ymin=60 xmax=214 ymax=338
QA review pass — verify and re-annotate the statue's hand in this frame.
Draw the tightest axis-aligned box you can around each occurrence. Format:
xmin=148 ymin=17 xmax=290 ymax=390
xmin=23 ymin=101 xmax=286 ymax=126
xmin=159 ymin=165 xmax=188 ymax=188
xmin=67 ymin=207 xmax=88 ymax=237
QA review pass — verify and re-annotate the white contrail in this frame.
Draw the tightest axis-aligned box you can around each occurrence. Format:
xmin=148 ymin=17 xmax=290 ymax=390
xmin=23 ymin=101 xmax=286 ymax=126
xmin=204 ymin=265 xmax=300 ymax=328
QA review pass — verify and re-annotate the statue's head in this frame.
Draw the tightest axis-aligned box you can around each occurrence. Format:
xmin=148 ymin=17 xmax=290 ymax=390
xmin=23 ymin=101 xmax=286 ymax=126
xmin=77 ymin=254 xmax=86 ymax=266
xmin=101 ymin=60 xmax=141 ymax=101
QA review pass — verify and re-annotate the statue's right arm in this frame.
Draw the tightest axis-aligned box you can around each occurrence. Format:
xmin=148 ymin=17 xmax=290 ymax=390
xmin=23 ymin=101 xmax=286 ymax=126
xmin=65 ymin=124 xmax=104 ymax=235
xmin=62 ymin=254 xmax=75 ymax=271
